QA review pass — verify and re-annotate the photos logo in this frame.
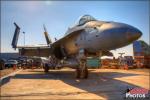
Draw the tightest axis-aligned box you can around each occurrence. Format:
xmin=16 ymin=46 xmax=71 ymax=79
xmin=125 ymin=87 xmax=149 ymax=99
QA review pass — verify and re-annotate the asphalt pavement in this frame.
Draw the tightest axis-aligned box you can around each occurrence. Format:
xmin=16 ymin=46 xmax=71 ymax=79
xmin=0 ymin=68 xmax=149 ymax=99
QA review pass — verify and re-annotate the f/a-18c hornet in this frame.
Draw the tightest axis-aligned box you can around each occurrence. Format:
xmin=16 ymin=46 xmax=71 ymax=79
xmin=12 ymin=15 xmax=142 ymax=79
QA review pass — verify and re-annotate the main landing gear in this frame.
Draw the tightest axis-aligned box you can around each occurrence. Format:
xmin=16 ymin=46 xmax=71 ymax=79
xmin=44 ymin=64 xmax=49 ymax=73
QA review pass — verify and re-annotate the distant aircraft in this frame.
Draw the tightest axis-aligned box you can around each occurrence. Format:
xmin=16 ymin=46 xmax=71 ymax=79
xmin=12 ymin=15 xmax=142 ymax=79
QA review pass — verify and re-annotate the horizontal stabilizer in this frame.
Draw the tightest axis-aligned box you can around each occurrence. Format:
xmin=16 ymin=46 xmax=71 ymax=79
xmin=18 ymin=47 xmax=51 ymax=57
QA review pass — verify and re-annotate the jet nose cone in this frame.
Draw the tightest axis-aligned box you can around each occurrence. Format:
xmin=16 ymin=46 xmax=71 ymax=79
xmin=126 ymin=27 xmax=142 ymax=42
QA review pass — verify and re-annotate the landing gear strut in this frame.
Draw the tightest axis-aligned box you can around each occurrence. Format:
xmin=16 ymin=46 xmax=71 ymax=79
xmin=75 ymin=59 xmax=88 ymax=79
xmin=75 ymin=68 xmax=80 ymax=78
xmin=75 ymin=47 xmax=89 ymax=79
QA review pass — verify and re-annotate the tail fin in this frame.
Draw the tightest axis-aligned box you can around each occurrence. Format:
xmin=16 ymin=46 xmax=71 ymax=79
xmin=11 ymin=22 xmax=20 ymax=49
xmin=43 ymin=24 xmax=52 ymax=44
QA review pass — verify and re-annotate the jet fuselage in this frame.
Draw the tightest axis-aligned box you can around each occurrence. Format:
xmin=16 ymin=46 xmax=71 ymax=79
xmin=61 ymin=20 xmax=142 ymax=56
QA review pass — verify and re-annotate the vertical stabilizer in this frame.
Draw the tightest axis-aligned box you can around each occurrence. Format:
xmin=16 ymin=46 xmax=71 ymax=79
xmin=43 ymin=24 xmax=52 ymax=44
xmin=11 ymin=22 xmax=20 ymax=49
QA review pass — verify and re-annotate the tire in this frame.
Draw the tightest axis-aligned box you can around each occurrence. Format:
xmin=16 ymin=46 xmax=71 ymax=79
xmin=84 ymin=68 xmax=88 ymax=79
xmin=53 ymin=66 xmax=55 ymax=69
xmin=80 ymin=68 xmax=88 ymax=79
xmin=44 ymin=64 xmax=49 ymax=73
xmin=75 ymin=68 xmax=80 ymax=78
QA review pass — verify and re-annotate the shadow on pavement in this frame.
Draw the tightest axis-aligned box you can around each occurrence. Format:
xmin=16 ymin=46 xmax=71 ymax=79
xmin=0 ymin=76 xmax=11 ymax=86
xmin=1 ymin=69 xmax=148 ymax=99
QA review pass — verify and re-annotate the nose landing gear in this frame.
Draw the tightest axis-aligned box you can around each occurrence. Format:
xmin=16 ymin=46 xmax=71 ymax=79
xmin=75 ymin=60 xmax=88 ymax=79
xmin=75 ymin=49 xmax=88 ymax=79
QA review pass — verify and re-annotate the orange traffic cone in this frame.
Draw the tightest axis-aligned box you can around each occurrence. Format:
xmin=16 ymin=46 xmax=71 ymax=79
xmin=124 ymin=64 xmax=128 ymax=70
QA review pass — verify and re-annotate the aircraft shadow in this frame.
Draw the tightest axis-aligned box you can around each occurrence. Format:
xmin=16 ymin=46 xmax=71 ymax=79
xmin=1 ymin=69 xmax=147 ymax=99
xmin=0 ymin=76 xmax=12 ymax=86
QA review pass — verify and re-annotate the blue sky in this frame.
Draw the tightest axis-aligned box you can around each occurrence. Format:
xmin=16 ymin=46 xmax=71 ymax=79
xmin=1 ymin=1 xmax=149 ymax=58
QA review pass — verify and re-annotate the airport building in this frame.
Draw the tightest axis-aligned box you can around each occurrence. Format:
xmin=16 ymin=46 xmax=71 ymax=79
xmin=0 ymin=53 xmax=21 ymax=60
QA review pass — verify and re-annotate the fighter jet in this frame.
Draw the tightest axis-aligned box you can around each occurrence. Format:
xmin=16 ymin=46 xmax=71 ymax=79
xmin=12 ymin=15 xmax=142 ymax=79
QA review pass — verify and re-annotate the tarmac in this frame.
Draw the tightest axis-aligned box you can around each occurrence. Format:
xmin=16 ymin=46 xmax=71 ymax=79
xmin=0 ymin=68 xmax=149 ymax=99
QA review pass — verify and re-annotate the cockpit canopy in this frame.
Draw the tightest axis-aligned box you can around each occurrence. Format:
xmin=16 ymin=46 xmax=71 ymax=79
xmin=77 ymin=15 xmax=97 ymax=26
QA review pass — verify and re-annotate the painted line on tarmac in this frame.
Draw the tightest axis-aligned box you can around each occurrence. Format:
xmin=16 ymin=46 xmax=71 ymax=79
xmin=0 ymin=69 xmax=22 ymax=81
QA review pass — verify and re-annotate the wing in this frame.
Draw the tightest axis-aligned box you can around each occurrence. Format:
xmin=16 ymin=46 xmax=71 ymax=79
xmin=101 ymin=51 xmax=113 ymax=56
xmin=12 ymin=23 xmax=84 ymax=57
xmin=51 ymin=26 xmax=84 ymax=46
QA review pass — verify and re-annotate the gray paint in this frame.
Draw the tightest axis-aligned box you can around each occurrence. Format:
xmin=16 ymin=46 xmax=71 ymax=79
xmin=62 ymin=15 xmax=142 ymax=55
xmin=12 ymin=15 xmax=142 ymax=58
